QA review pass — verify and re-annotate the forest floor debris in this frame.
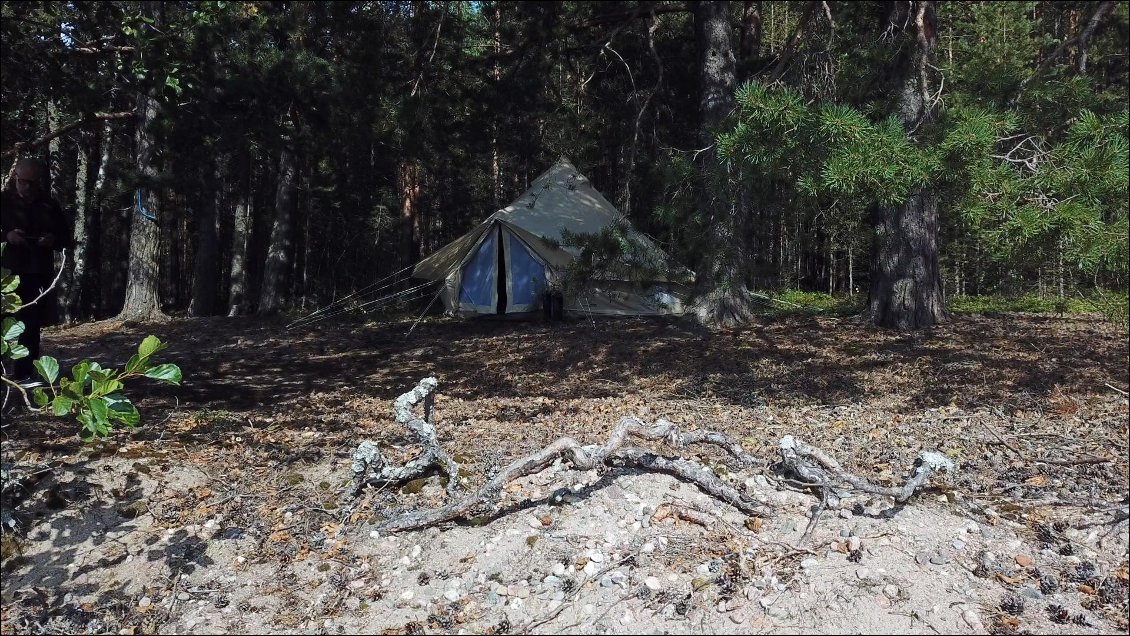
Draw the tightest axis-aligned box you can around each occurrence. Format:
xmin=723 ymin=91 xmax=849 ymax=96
xmin=1 ymin=312 xmax=1127 ymax=634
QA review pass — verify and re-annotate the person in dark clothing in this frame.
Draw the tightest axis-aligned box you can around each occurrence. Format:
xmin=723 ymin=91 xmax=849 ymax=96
xmin=2 ymin=158 xmax=67 ymax=382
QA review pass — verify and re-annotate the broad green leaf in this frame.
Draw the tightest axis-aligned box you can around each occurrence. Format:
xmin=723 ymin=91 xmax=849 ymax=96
xmin=52 ymin=395 xmax=75 ymax=416
xmin=138 ymin=335 xmax=165 ymax=359
xmin=72 ymin=361 xmax=92 ymax=386
xmin=2 ymin=317 xmax=24 ymax=341
xmin=34 ymin=356 xmax=60 ymax=384
xmin=8 ymin=343 xmax=28 ymax=360
xmin=1 ymin=294 xmax=20 ymax=314
xmin=78 ymin=409 xmax=97 ymax=438
xmin=105 ymin=394 xmax=140 ymax=427
xmin=125 ymin=353 xmax=144 ymax=374
xmin=144 ymin=363 xmax=182 ymax=384
xmin=32 ymin=388 xmax=49 ymax=407
xmin=92 ymin=375 xmax=124 ymax=397
xmin=2 ymin=271 xmax=19 ymax=294
xmin=89 ymin=397 xmax=110 ymax=427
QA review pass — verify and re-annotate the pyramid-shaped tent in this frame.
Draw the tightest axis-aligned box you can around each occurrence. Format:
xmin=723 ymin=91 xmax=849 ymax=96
xmin=412 ymin=157 xmax=688 ymax=316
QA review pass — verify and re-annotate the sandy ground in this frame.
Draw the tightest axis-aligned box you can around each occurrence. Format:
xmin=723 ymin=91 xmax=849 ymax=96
xmin=1 ymin=312 xmax=1127 ymax=635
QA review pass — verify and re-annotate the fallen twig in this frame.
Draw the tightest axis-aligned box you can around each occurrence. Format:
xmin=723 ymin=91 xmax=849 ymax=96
xmin=778 ymin=435 xmax=954 ymax=503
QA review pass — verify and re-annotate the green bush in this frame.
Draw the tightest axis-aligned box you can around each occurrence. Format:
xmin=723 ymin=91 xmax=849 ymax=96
xmin=2 ymin=244 xmax=182 ymax=439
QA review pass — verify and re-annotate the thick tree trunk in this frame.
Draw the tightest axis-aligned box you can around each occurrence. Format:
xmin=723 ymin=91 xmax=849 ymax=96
xmin=117 ymin=11 xmax=166 ymax=324
xmin=868 ymin=193 xmax=946 ymax=329
xmin=227 ymin=171 xmax=252 ymax=318
xmin=258 ymin=138 xmax=298 ymax=314
xmin=189 ymin=154 xmax=224 ymax=316
xmin=692 ymin=0 xmax=757 ymax=328
xmin=62 ymin=129 xmax=93 ymax=324
xmin=399 ymin=161 xmax=422 ymax=268
xmin=867 ymin=0 xmax=947 ymax=330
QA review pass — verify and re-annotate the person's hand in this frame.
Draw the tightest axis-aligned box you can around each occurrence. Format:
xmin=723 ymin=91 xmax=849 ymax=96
xmin=37 ymin=233 xmax=56 ymax=248
xmin=5 ymin=228 xmax=27 ymax=246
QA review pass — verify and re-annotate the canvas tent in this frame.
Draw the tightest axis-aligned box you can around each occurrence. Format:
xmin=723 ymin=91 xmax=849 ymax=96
xmin=412 ymin=157 xmax=689 ymax=317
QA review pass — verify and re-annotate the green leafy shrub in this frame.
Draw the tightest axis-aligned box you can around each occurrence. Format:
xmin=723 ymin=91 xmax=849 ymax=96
xmin=2 ymin=245 xmax=182 ymax=439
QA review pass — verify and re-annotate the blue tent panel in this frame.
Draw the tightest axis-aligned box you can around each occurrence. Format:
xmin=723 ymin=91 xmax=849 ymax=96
xmin=459 ymin=231 xmax=496 ymax=307
xmin=508 ymin=233 xmax=545 ymax=308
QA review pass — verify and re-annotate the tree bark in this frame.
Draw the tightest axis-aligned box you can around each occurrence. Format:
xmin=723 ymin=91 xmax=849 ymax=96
xmin=227 ymin=159 xmax=252 ymax=318
xmin=399 ymin=160 xmax=423 ymax=268
xmin=258 ymin=133 xmax=299 ymax=314
xmin=691 ymin=0 xmax=757 ymax=328
xmin=189 ymin=154 xmax=224 ymax=316
xmin=737 ymin=0 xmax=762 ymax=80
xmin=63 ymin=129 xmax=93 ymax=324
xmin=867 ymin=0 xmax=947 ymax=330
xmin=117 ymin=2 xmax=166 ymax=323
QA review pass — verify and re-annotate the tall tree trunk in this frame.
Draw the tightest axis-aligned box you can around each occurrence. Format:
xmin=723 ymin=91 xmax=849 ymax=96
xmin=117 ymin=3 xmax=166 ymax=323
xmin=189 ymin=154 xmax=224 ymax=316
xmin=867 ymin=0 xmax=947 ymax=330
xmin=491 ymin=2 xmax=502 ymax=207
xmin=738 ymin=0 xmax=762 ymax=80
xmin=62 ymin=129 xmax=93 ymax=324
xmin=258 ymin=132 xmax=299 ymax=314
xmin=399 ymin=161 xmax=422 ymax=268
xmin=227 ymin=158 xmax=252 ymax=317
xmin=89 ymin=120 xmax=114 ymax=317
xmin=691 ymin=0 xmax=756 ymax=327
xmin=47 ymin=99 xmax=65 ymax=204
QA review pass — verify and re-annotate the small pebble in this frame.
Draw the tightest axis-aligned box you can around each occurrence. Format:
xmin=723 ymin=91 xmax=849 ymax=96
xmin=883 ymin=584 xmax=899 ymax=599
xmin=915 ymin=552 xmax=930 ymax=565
xmin=962 ymin=609 xmax=985 ymax=633
xmin=138 ymin=596 xmax=152 ymax=608
xmin=620 ymin=610 xmax=634 ymax=625
xmin=645 ymin=576 xmax=662 ymax=591
xmin=767 ymin=606 xmax=789 ymax=619
xmin=847 ymin=536 xmax=862 ymax=552
xmin=930 ymin=553 xmax=951 ymax=565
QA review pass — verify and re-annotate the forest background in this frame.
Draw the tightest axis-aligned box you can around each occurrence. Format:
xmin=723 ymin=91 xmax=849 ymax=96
xmin=1 ymin=0 xmax=1127 ymax=330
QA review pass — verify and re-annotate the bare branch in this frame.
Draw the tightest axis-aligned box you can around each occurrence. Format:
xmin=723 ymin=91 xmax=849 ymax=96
xmin=779 ymin=434 xmax=954 ymax=503
xmin=3 ymin=111 xmax=136 ymax=162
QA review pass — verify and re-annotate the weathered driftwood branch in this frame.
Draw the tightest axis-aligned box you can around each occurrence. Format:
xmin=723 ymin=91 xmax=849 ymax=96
xmin=352 ymin=379 xmax=953 ymax=535
xmin=355 ymin=383 xmax=773 ymax=532
xmin=350 ymin=377 xmax=459 ymax=498
xmin=779 ymin=435 xmax=954 ymax=503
